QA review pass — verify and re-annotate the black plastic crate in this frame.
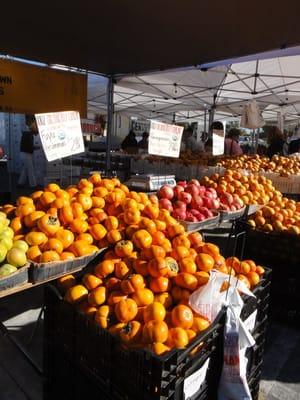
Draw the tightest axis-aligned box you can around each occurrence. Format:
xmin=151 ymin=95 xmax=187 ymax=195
xmin=109 ymin=310 xmax=225 ymax=400
xmin=248 ymin=361 xmax=263 ymax=400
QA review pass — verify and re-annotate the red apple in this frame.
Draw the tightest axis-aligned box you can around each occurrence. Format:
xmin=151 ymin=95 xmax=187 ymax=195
xmin=219 ymin=203 xmax=230 ymax=211
xmin=197 ymin=213 xmax=206 ymax=222
xmin=206 ymin=188 xmax=218 ymax=199
xmin=185 ymin=184 xmax=200 ymax=197
xmin=188 ymin=179 xmax=201 ymax=187
xmin=203 ymin=197 xmax=214 ymax=209
xmin=206 ymin=210 xmax=214 ymax=218
xmin=220 ymin=192 xmax=233 ymax=205
xmin=159 ymin=198 xmax=173 ymax=212
xmin=198 ymin=186 xmax=206 ymax=196
xmin=186 ymin=212 xmax=198 ymax=222
xmin=173 ymin=185 xmax=185 ymax=198
xmin=177 ymin=181 xmax=187 ymax=188
xmin=211 ymin=198 xmax=220 ymax=209
xmin=198 ymin=207 xmax=209 ymax=217
xmin=172 ymin=209 xmax=186 ymax=220
xmin=178 ymin=192 xmax=192 ymax=204
xmin=174 ymin=201 xmax=187 ymax=211
xmin=191 ymin=195 xmax=203 ymax=209
xmin=230 ymin=205 xmax=237 ymax=211
xmin=158 ymin=185 xmax=174 ymax=200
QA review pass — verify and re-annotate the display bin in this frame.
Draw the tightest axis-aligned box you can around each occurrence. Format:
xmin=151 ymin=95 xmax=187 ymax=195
xmin=0 ymin=263 xmax=30 ymax=291
xmin=44 ymin=281 xmax=226 ymax=400
xmin=30 ymin=248 xmax=106 ymax=283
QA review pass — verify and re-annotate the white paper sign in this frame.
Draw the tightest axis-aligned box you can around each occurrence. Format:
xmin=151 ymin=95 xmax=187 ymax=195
xmin=35 ymin=111 xmax=85 ymax=161
xmin=148 ymin=120 xmax=183 ymax=158
xmin=183 ymin=358 xmax=210 ymax=399
xmin=212 ymin=129 xmax=225 ymax=156
xmin=243 ymin=310 xmax=257 ymax=333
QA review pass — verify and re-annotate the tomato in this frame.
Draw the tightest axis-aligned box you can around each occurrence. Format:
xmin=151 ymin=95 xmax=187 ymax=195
xmin=115 ymin=240 xmax=134 ymax=257
xmin=40 ymin=192 xmax=56 ymax=208
xmin=15 ymin=203 xmax=36 ymax=218
xmin=71 ymin=202 xmax=84 ymax=218
xmin=120 ymin=274 xmax=145 ymax=295
xmin=25 ymin=231 xmax=47 ymax=246
xmin=142 ymin=320 xmax=168 ymax=344
xmin=26 ymin=245 xmax=42 ymax=262
xmin=192 ymin=316 xmax=210 ymax=333
xmin=94 ymin=259 xmax=115 ymax=278
xmin=188 ymin=232 xmax=203 ymax=248
xmin=166 ymin=327 xmax=189 ymax=348
xmin=24 ymin=211 xmax=45 ymax=228
xmin=172 ymin=234 xmax=191 ymax=249
xmin=132 ymin=229 xmax=152 ymax=250
xmin=68 ymin=240 xmax=94 ymax=257
xmin=132 ymin=259 xmax=148 ymax=276
xmin=119 ymin=321 xmax=142 ymax=344
xmin=108 ymin=291 xmax=127 ymax=306
xmin=77 ymin=302 xmax=97 ymax=319
xmin=94 ymin=305 xmax=112 ymax=329
xmin=195 ymin=253 xmax=215 ymax=272
xmin=106 ymin=277 xmax=121 ymax=292
xmin=154 ymin=292 xmax=173 ymax=309
xmin=115 ymin=298 xmax=138 ymax=323
xmin=143 ymin=302 xmax=166 ymax=323
xmin=186 ymin=329 xmax=197 ymax=342
xmin=194 ymin=271 xmax=210 ymax=286
xmin=123 ymin=208 xmax=141 ymax=225
xmin=165 ymin=257 xmax=179 ymax=277
xmin=78 ymin=178 xmax=93 ymax=191
xmin=170 ymin=246 xmax=190 ymax=261
xmin=152 ymin=231 xmax=166 ymax=246
xmin=16 ymin=196 xmax=33 ymax=206
xmin=132 ymin=288 xmax=154 ymax=307
xmin=148 ymin=257 xmax=169 ymax=278
xmin=57 ymin=274 xmax=76 ymax=293
xmin=60 ymin=252 xmax=76 ymax=261
xmin=59 ymin=205 xmax=74 ymax=225
xmin=64 ymin=285 xmax=88 ymax=304
xmin=115 ymin=261 xmax=132 ymax=279
xmin=69 ymin=218 xmax=89 ymax=234
xmin=174 ymin=273 xmax=198 ymax=291
xmin=150 ymin=276 xmax=171 ymax=293
xmin=143 ymin=204 xmax=159 ymax=220
xmin=88 ymin=286 xmax=107 ymax=306
xmin=89 ymin=173 xmax=102 ymax=186
xmin=106 ymin=229 xmax=123 ymax=245
xmin=45 ymin=183 xmax=60 ymax=193
xmin=171 ymin=305 xmax=194 ymax=329
xmin=93 ymin=186 xmax=108 ymax=198
xmin=161 ymin=239 xmax=172 ymax=253
xmin=45 ymin=238 xmax=64 ymax=254
xmin=152 ymin=342 xmax=170 ymax=355
xmin=89 ymin=224 xmax=107 ymax=240
xmin=166 ymin=224 xmax=185 ymax=239
xmin=139 ymin=218 xmax=157 ymax=235
xmin=179 ymin=257 xmax=197 ymax=274
xmin=171 ymin=286 xmax=190 ymax=303
xmin=10 ymin=217 xmax=23 ymax=234
xmin=82 ymin=273 xmax=102 ymax=290
xmin=40 ymin=250 xmax=60 ymax=263
xmin=108 ymin=323 xmax=126 ymax=337
xmin=37 ymin=214 xmax=60 ymax=236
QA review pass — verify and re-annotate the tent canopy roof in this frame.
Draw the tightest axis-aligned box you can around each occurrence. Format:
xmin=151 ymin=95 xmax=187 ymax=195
xmin=1 ymin=0 xmax=300 ymax=76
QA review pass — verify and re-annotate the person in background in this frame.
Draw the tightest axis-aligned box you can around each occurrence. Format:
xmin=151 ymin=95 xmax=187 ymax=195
xmin=224 ymin=128 xmax=243 ymax=156
xmin=210 ymin=121 xmax=224 ymax=132
xmin=287 ymin=126 xmax=300 ymax=154
xmin=18 ymin=114 xmax=39 ymax=188
xmin=266 ymin=126 xmax=285 ymax=158
xmin=204 ymin=138 xmax=213 ymax=153
xmin=138 ymin=131 xmax=149 ymax=150
xmin=183 ymin=126 xmax=204 ymax=152
xmin=121 ymin=130 xmax=138 ymax=152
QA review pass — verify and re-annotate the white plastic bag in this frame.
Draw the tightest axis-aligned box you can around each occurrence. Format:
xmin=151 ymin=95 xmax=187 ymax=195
xmin=240 ymin=100 xmax=265 ymax=129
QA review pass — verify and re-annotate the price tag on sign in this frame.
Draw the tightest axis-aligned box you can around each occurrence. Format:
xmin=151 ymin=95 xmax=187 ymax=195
xmin=183 ymin=358 xmax=210 ymax=399
xmin=148 ymin=121 xmax=183 ymax=158
xmin=35 ymin=111 xmax=85 ymax=161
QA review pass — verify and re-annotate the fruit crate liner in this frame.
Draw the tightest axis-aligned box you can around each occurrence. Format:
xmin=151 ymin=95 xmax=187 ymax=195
xmin=30 ymin=248 xmax=106 ymax=283
xmin=218 ymin=206 xmax=247 ymax=223
xmin=179 ymin=211 xmax=220 ymax=233
xmin=0 ymin=263 xmax=30 ymax=291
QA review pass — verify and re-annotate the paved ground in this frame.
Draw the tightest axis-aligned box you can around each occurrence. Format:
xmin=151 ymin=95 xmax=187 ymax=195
xmin=0 ymin=285 xmax=299 ymax=400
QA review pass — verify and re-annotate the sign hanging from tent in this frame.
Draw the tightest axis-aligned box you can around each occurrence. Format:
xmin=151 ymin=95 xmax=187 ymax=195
xmin=0 ymin=59 xmax=87 ymax=116
xmin=35 ymin=111 xmax=85 ymax=161
xmin=148 ymin=121 xmax=183 ymax=158
xmin=212 ymin=128 xmax=225 ymax=156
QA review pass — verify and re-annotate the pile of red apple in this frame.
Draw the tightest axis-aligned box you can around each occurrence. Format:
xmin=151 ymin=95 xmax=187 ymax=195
xmin=158 ymin=179 xmax=244 ymax=223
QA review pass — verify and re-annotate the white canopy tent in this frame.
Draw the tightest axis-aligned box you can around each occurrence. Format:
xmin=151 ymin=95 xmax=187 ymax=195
xmin=86 ymin=47 xmax=300 ymax=127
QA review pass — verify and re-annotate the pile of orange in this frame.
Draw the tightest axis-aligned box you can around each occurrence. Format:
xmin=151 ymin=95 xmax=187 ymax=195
xmin=248 ymin=198 xmax=300 ymax=235
xmin=201 ymin=169 xmax=280 ymax=205
xmin=59 ymin=228 xmax=265 ymax=355
xmin=218 ymin=155 xmax=300 ymax=176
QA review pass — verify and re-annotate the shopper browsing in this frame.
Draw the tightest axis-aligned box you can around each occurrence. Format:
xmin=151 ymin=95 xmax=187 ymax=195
xmin=183 ymin=126 xmax=204 ymax=152
xmin=224 ymin=128 xmax=243 ymax=156
xmin=18 ymin=114 xmax=39 ymax=189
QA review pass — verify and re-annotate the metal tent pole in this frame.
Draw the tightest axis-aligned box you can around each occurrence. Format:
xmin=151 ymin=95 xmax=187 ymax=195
xmin=204 ymin=109 xmax=207 ymax=133
xmin=105 ymin=76 xmax=114 ymax=175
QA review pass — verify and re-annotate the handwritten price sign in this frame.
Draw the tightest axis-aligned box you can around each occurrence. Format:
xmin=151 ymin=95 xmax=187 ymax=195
xmin=35 ymin=111 xmax=85 ymax=161
xmin=148 ymin=121 xmax=183 ymax=158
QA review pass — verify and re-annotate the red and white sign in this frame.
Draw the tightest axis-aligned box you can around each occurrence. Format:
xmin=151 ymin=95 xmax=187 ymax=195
xmin=81 ymin=119 xmax=102 ymax=134
xmin=149 ymin=120 xmax=183 ymax=158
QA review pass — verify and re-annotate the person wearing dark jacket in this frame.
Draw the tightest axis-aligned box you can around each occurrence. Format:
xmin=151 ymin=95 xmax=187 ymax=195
xmin=266 ymin=126 xmax=285 ymax=158
xmin=18 ymin=114 xmax=39 ymax=188
xmin=121 ymin=130 xmax=138 ymax=152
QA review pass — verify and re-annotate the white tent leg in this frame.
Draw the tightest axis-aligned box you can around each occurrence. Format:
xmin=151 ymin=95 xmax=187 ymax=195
xmin=105 ymin=76 xmax=114 ymax=174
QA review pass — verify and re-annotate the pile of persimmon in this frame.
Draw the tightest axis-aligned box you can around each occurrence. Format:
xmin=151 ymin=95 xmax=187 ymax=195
xmin=248 ymin=198 xmax=300 ymax=235
xmin=58 ymin=228 xmax=265 ymax=356
xmin=218 ymin=155 xmax=300 ymax=176
xmin=201 ymin=169 xmax=280 ymax=206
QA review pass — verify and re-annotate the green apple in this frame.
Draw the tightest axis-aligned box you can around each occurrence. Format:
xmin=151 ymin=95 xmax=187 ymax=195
xmin=0 ymin=243 xmax=7 ymax=263
xmin=1 ymin=227 xmax=14 ymax=240
xmin=6 ymin=248 xmax=27 ymax=267
xmin=13 ymin=240 xmax=29 ymax=253
xmin=0 ymin=264 xmax=17 ymax=277
xmin=0 ymin=237 xmax=13 ymax=250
